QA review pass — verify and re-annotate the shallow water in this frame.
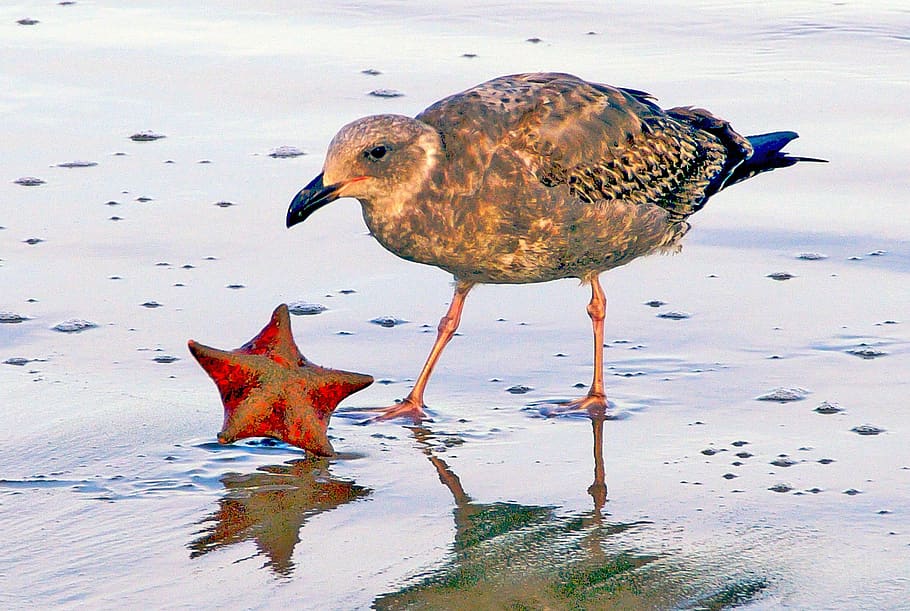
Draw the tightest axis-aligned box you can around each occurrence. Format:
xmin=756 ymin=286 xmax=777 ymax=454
xmin=1 ymin=1 xmax=909 ymax=608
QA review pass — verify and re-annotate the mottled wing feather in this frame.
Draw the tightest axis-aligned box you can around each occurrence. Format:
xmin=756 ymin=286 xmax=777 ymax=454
xmin=418 ymin=73 xmax=749 ymax=222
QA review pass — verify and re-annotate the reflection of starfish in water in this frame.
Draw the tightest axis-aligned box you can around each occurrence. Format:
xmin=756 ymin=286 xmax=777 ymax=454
xmin=375 ymin=416 xmax=768 ymax=609
xmin=189 ymin=456 xmax=370 ymax=575
xmin=188 ymin=304 xmax=373 ymax=456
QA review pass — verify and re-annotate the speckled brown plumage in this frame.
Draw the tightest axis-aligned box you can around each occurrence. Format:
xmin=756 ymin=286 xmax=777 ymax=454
xmin=290 ymin=73 xmax=781 ymax=285
xmin=287 ymin=72 xmax=820 ymax=420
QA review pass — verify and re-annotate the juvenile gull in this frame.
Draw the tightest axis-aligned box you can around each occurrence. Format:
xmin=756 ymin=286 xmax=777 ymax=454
xmin=287 ymin=72 xmax=823 ymax=421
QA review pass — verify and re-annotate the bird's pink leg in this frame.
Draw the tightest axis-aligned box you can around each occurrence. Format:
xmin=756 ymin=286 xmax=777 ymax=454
xmin=545 ymin=275 xmax=610 ymax=416
xmin=363 ymin=281 xmax=473 ymax=423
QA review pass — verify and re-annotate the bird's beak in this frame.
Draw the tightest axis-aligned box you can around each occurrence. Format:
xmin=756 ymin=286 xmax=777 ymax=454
xmin=286 ymin=172 xmax=344 ymax=228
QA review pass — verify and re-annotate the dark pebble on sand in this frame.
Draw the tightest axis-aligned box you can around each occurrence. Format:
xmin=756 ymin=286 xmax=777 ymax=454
xmin=56 ymin=160 xmax=98 ymax=168
xmin=756 ymin=387 xmax=809 ymax=402
xmin=723 ymin=473 xmax=737 ymax=480
xmin=369 ymin=89 xmax=405 ymax=98
xmin=818 ymin=458 xmax=835 ymax=464
xmin=771 ymin=457 xmax=798 ymax=468
xmin=17 ymin=18 xmax=39 ymax=25
xmin=14 ymin=177 xmax=45 ymax=186
xmin=370 ymin=316 xmax=407 ymax=327
xmin=846 ymin=347 xmax=887 ymax=359
xmin=866 ymin=250 xmax=887 ymax=256
xmin=338 ymin=289 xmax=357 ymax=294
xmin=796 ymin=252 xmax=827 ymax=260
xmin=0 ymin=312 xmax=30 ymax=324
xmin=767 ymin=272 xmax=795 ymax=281
xmin=136 ymin=196 xmax=153 ymax=202
xmin=153 ymin=355 xmax=179 ymax=363
xmin=4 ymin=357 xmax=32 ymax=366
xmin=214 ymin=201 xmax=235 ymax=208
xmin=701 ymin=448 xmax=723 ymax=456
xmin=361 ymin=68 xmax=382 ymax=75
xmin=268 ymin=146 xmax=305 ymax=158
xmin=130 ymin=131 xmax=166 ymax=142
xmin=814 ymin=401 xmax=844 ymax=414
xmin=731 ymin=440 xmax=749 ymax=447
xmin=526 ymin=37 xmax=543 ymax=43
xmin=843 ymin=488 xmax=862 ymax=495
xmin=105 ymin=201 xmax=120 ymax=206
xmin=370 ymin=432 xmax=397 ymax=440
xmin=769 ymin=483 xmax=793 ymax=493
xmin=109 ymin=216 xmax=123 ymax=221
xmin=736 ymin=452 xmax=753 ymax=459
xmin=644 ymin=300 xmax=666 ymax=307
xmin=24 ymin=238 xmax=44 ymax=245
xmin=52 ymin=319 xmax=98 ymax=333
xmin=506 ymin=385 xmax=532 ymax=394
xmin=288 ymin=301 xmax=327 ymax=316
xmin=226 ymin=284 xmax=245 ymax=290
xmin=851 ymin=425 xmax=885 ymax=436
xmin=336 ymin=331 xmax=353 ymax=336
xmin=462 ymin=53 xmax=477 ymax=58
xmin=141 ymin=301 xmax=162 ymax=308
xmin=657 ymin=311 xmax=690 ymax=320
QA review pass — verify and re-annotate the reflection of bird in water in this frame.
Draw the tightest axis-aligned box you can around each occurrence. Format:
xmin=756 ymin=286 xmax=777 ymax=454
xmin=188 ymin=456 xmax=369 ymax=575
xmin=374 ymin=423 xmax=659 ymax=609
xmin=376 ymin=421 xmax=769 ymax=609
xmin=288 ymin=72 xmax=824 ymax=421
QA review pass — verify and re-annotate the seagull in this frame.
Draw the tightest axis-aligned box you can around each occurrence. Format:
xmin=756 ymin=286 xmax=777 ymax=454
xmin=287 ymin=72 xmax=823 ymax=421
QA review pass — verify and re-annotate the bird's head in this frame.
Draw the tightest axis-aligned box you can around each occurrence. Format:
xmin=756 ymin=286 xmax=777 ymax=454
xmin=286 ymin=114 xmax=443 ymax=228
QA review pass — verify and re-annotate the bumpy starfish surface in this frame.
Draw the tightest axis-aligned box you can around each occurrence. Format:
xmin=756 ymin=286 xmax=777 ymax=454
xmin=188 ymin=304 xmax=372 ymax=455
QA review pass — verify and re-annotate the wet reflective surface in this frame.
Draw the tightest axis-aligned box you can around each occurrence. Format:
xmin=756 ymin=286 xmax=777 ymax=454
xmin=2 ymin=1 xmax=909 ymax=608
xmin=189 ymin=456 xmax=370 ymax=576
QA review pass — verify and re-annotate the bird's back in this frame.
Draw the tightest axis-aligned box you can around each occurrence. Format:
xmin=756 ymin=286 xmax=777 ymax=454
xmin=417 ymin=72 xmax=752 ymax=224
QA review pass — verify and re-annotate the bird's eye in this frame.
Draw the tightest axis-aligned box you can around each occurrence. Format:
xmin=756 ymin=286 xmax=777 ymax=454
xmin=366 ymin=145 xmax=388 ymax=160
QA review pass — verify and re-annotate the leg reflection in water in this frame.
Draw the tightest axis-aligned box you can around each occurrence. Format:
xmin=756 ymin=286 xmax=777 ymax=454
xmin=375 ymin=419 xmax=669 ymax=610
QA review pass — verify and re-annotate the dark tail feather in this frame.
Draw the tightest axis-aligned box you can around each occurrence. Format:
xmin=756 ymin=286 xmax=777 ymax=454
xmin=725 ymin=131 xmax=827 ymax=188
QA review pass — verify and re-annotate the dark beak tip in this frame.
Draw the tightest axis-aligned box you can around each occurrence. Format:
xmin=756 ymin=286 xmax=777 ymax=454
xmin=285 ymin=207 xmax=300 ymax=228
xmin=286 ymin=173 xmax=334 ymax=229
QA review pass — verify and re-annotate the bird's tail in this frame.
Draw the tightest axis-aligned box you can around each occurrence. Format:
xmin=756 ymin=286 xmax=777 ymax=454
xmin=725 ymin=131 xmax=827 ymax=188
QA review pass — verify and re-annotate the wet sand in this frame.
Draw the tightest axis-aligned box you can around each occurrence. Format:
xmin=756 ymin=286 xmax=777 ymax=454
xmin=2 ymin=1 xmax=909 ymax=608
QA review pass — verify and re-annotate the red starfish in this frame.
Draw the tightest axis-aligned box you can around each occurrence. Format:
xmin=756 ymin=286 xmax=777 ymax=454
xmin=188 ymin=304 xmax=372 ymax=456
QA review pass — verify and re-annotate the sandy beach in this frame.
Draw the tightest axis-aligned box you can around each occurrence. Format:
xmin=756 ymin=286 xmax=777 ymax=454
xmin=2 ymin=1 xmax=908 ymax=608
